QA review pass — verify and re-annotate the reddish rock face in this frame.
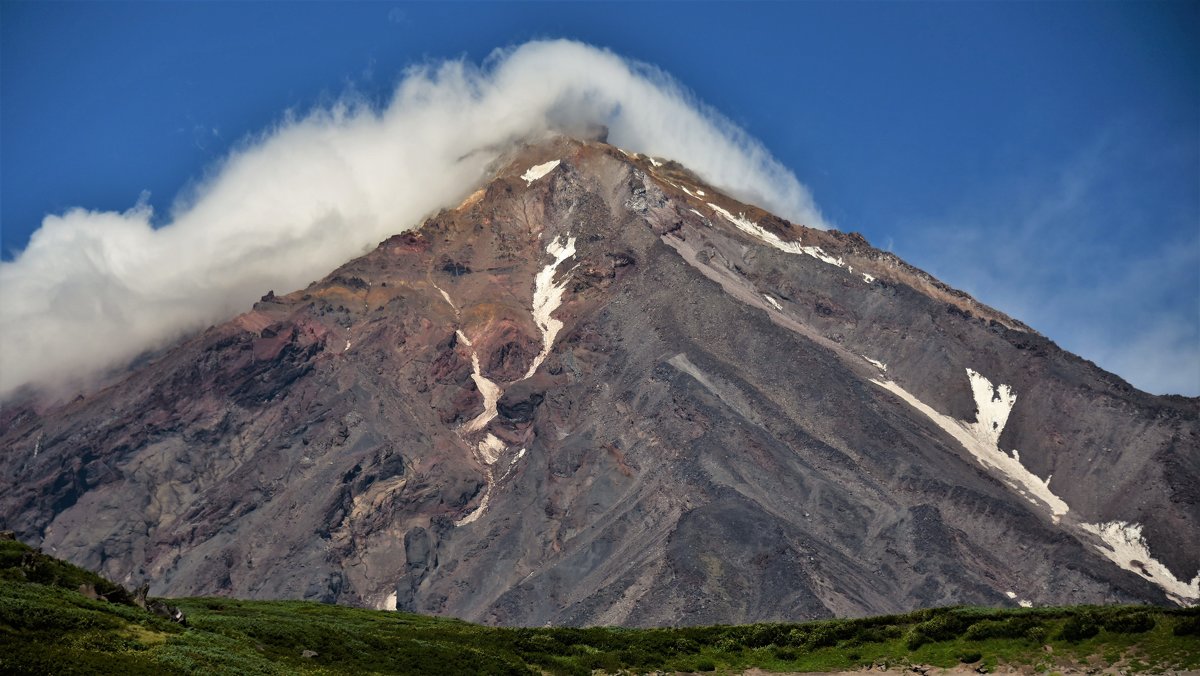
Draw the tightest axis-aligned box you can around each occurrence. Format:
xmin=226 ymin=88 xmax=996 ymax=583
xmin=1 ymin=137 xmax=1197 ymax=625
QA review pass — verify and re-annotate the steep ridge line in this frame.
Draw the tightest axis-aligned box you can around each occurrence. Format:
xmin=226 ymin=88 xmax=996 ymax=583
xmin=868 ymin=368 xmax=1199 ymax=606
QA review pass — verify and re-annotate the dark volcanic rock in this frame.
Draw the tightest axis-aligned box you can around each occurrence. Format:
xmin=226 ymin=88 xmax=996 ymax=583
xmin=1 ymin=137 xmax=1196 ymax=626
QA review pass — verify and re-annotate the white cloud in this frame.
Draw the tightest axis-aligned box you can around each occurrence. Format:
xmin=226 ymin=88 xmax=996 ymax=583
xmin=0 ymin=40 xmax=827 ymax=399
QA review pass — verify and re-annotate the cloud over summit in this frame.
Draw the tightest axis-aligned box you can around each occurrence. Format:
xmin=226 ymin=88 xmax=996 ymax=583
xmin=0 ymin=40 xmax=828 ymax=398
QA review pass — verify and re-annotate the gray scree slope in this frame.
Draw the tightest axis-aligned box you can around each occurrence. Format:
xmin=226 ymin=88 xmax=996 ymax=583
xmin=2 ymin=137 xmax=1197 ymax=626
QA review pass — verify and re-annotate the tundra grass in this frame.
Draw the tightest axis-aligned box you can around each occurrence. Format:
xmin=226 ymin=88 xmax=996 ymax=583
xmin=1 ymin=541 xmax=1197 ymax=674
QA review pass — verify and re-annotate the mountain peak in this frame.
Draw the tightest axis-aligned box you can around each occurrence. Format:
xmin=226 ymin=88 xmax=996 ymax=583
xmin=1 ymin=135 xmax=1195 ymax=624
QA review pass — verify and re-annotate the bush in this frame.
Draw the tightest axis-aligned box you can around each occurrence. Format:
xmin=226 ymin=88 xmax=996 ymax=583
xmin=959 ymin=651 xmax=983 ymax=664
xmin=1058 ymin=615 xmax=1100 ymax=642
xmin=1102 ymin=613 xmax=1155 ymax=634
xmin=695 ymin=658 xmax=716 ymax=672
xmin=964 ymin=616 xmax=1040 ymax=641
xmin=1173 ymin=615 xmax=1200 ymax=637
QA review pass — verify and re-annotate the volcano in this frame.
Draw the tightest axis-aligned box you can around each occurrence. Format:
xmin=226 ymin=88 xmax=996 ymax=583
xmin=2 ymin=136 xmax=1196 ymax=626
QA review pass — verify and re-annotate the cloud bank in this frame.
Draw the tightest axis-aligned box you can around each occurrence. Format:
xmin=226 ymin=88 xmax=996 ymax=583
xmin=0 ymin=40 xmax=827 ymax=399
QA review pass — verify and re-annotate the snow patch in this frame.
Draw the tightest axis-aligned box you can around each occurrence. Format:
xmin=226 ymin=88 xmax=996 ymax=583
xmin=1079 ymin=521 xmax=1200 ymax=605
xmin=707 ymin=202 xmax=845 ymax=269
xmin=498 ymin=447 xmax=527 ymax=482
xmin=863 ymin=273 xmax=875 ymax=283
xmin=464 ymin=352 xmax=503 ymax=433
xmin=381 ymin=591 xmax=397 ymax=611
xmin=344 ymin=340 xmax=351 ymax=352
xmin=1019 ymin=600 xmax=1033 ymax=608
xmin=520 ymin=159 xmax=560 ymax=185
xmin=696 ymin=189 xmax=705 ymax=196
xmin=455 ymin=468 xmax=494 ymax=526
xmin=432 ymin=282 xmax=455 ymax=310
xmin=762 ymin=294 xmax=783 ymax=311
xmin=648 ymin=157 xmax=662 ymax=168
xmin=869 ymin=369 xmax=1068 ymax=520
xmin=477 ymin=433 xmax=505 ymax=465
xmin=524 ymin=234 xmax=577 ymax=379
xmin=455 ymin=329 xmax=472 ymax=347
xmin=1005 ymin=591 xmax=1017 ymax=599
xmin=869 ymin=369 xmax=1200 ymax=605
xmin=863 ymin=356 xmax=888 ymax=372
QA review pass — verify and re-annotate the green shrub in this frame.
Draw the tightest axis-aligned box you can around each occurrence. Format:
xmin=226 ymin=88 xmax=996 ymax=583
xmin=695 ymin=658 xmax=716 ymax=672
xmin=959 ymin=650 xmax=983 ymax=663
xmin=1058 ymin=615 xmax=1100 ymax=642
xmin=1102 ymin=612 xmax=1155 ymax=634
xmin=774 ymin=646 xmax=797 ymax=661
xmin=1173 ymin=615 xmax=1200 ymax=637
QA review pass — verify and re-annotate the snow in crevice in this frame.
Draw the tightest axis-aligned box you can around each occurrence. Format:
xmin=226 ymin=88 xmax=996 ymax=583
xmin=707 ymin=202 xmax=845 ymax=269
xmin=1018 ymin=600 xmax=1033 ymax=608
xmin=455 ymin=467 xmax=494 ymax=526
xmin=870 ymin=368 xmax=1067 ymax=520
xmin=455 ymin=329 xmax=472 ymax=347
xmin=863 ymin=356 xmax=888 ymax=372
xmin=432 ymin=281 xmax=455 ymax=311
xmin=524 ymin=234 xmax=577 ymax=379
xmin=863 ymin=273 xmax=875 ymax=283
xmin=498 ymin=447 xmax=527 ymax=482
xmin=520 ymin=159 xmax=560 ymax=185
xmin=869 ymin=368 xmax=1200 ymax=605
xmin=344 ymin=340 xmax=352 ymax=352
xmin=1005 ymin=591 xmax=1017 ymax=599
xmin=464 ymin=352 xmax=503 ymax=433
xmin=647 ymin=157 xmax=662 ymax=168
xmin=476 ymin=433 xmax=505 ymax=465
xmin=762 ymin=294 xmax=783 ymax=311
xmin=1079 ymin=521 xmax=1200 ymax=605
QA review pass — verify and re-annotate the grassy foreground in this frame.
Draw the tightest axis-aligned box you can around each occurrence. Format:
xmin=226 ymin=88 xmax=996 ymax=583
xmin=1 ymin=539 xmax=1197 ymax=674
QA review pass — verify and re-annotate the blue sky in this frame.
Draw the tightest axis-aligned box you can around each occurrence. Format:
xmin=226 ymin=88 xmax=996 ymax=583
xmin=1 ymin=1 xmax=1197 ymax=395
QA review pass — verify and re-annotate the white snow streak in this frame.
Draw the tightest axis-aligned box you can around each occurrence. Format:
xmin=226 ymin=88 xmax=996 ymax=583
xmin=520 ymin=159 xmax=561 ymax=185
xmin=379 ymin=591 xmax=398 ymax=611
xmin=707 ymin=202 xmax=845 ymax=269
xmin=455 ymin=468 xmax=494 ymax=526
xmin=1005 ymin=591 xmax=1017 ymax=599
xmin=464 ymin=353 xmax=503 ymax=433
xmin=870 ymin=368 xmax=1199 ymax=605
xmin=1019 ymin=600 xmax=1033 ymax=608
xmin=1079 ymin=521 xmax=1200 ymax=605
xmin=762 ymin=295 xmax=783 ymax=311
xmin=498 ymin=447 xmax=527 ymax=482
xmin=432 ymin=282 xmax=455 ymax=310
xmin=863 ymin=356 xmax=888 ymax=372
xmin=477 ymin=433 xmax=505 ymax=465
xmin=524 ymin=234 xmax=577 ymax=379
xmin=869 ymin=369 xmax=1068 ymax=520
xmin=863 ymin=273 xmax=875 ymax=283
xmin=455 ymin=329 xmax=472 ymax=347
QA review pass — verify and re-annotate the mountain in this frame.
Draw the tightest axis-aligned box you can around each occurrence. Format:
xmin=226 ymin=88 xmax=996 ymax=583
xmin=1 ymin=136 xmax=1196 ymax=626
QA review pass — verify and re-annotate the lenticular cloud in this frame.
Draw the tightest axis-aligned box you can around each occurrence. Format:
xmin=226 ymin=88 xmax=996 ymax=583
xmin=0 ymin=39 xmax=828 ymax=398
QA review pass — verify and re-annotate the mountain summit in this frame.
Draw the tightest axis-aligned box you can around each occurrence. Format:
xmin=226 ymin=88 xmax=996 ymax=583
xmin=2 ymin=137 xmax=1196 ymax=625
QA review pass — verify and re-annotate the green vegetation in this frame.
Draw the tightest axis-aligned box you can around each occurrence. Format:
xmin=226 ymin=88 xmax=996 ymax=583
xmin=1 ymin=538 xmax=1197 ymax=674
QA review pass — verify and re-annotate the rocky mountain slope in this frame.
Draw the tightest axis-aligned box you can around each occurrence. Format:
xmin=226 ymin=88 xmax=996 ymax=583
xmin=1 ymin=136 xmax=1197 ymax=626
